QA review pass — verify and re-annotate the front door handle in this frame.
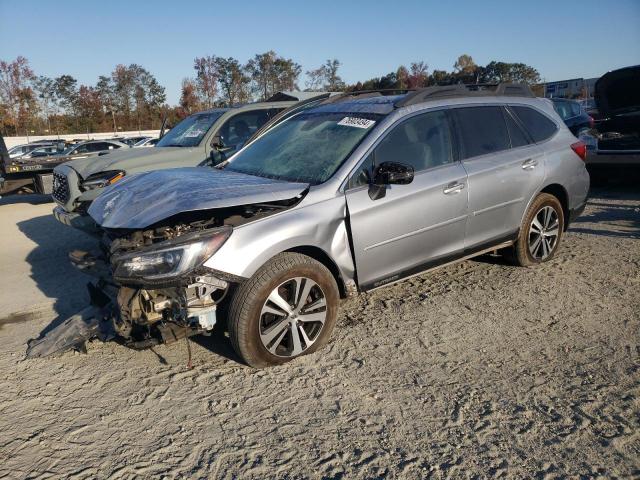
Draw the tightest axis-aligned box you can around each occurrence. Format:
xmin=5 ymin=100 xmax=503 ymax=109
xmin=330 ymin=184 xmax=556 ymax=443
xmin=443 ymin=182 xmax=465 ymax=195
xmin=522 ymin=158 xmax=538 ymax=170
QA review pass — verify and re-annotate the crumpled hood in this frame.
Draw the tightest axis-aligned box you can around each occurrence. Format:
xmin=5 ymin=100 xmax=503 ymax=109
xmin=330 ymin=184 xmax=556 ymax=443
xmin=63 ymin=146 xmax=188 ymax=178
xmin=595 ymin=65 xmax=640 ymax=118
xmin=88 ymin=167 xmax=309 ymax=229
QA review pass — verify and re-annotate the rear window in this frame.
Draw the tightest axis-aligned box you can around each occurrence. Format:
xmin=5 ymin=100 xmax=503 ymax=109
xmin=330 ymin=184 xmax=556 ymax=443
xmin=511 ymin=106 xmax=558 ymax=143
xmin=453 ymin=106 xmax=510 ymax=159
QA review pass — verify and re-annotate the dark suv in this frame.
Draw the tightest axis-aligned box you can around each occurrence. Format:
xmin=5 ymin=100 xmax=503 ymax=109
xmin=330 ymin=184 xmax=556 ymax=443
xmin=551 ymin=98 xmax=594 ymax=135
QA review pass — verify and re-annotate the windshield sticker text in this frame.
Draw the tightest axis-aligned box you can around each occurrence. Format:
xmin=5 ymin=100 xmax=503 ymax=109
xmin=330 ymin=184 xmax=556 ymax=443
xmin=185 ymin=129 xmax=204 ymax=138
xmin=337 ymin=117 xmax=376 ymax=129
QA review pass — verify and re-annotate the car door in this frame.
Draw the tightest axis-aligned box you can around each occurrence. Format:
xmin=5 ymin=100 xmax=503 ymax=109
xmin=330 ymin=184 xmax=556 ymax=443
xmin=452 ymin=105 xmax=544 ymax=249
xmin=345 ymin=109 xmax=469 ymax=290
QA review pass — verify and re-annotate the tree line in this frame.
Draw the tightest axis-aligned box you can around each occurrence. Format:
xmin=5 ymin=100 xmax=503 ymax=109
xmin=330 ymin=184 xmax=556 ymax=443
xmin=0 ymin=53 xmax=541 ymax=137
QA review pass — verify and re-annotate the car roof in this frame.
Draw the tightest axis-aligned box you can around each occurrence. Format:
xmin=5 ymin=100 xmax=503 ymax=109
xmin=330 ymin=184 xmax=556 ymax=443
xmin=305 ymin=95 xmax=405 ymax=115
xmin=196 ymin=99 xmax=298 ymax=116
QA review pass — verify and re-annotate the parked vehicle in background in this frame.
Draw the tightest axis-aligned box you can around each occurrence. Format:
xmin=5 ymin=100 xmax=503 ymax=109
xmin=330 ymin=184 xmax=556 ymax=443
xmin=51 ymin=92 xmax=328 ymax=232
xmin=59 ymin=139 xmax=128 ymax=159
xmin=18 ymin=143 xmax=66 ymax=159
xmin=551 ymin=98 xmax=594 ymax=135
xmin=29 ymin=84 xmax=590 ymax=367
xmin=0 ymin=139 xmax=126 ymax=195
xmin=0 ymin=133 xmax=9 ymax=193
xmin=133 ymin=137 xmax=159 ymax=148
xmin=8 ymin=140 xmax=57 ymax=158
xmin=585 ymin=65 xmax=640 ymax=180
xmin=120 ymin=136 xmax=151 ymax=147
xmin=578 ymin=98 xmax=599 ymax=118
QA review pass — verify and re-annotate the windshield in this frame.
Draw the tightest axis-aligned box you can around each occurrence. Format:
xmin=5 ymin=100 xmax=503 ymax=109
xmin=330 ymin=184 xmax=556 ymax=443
xmin=156 ymin=111 xmax=226 ymax=148
xmin=226 ymin=112 xmax=381 ymax=184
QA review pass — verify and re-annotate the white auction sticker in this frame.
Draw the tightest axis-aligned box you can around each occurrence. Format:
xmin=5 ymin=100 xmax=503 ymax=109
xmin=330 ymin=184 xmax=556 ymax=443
xmin=337 ymin=117 xmax=376 ymax=129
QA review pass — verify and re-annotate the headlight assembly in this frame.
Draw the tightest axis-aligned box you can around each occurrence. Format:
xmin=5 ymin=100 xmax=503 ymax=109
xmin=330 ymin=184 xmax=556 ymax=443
xmin=112 ymin=226 xmax=232 ymax=282
xmin=81 ymin=170 xmax=125 ymax=190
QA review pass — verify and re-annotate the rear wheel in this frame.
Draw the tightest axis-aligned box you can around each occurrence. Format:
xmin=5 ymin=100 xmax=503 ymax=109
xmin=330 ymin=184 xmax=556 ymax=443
xmin=228 ymin=252 xmax=339 ymax=368
xmin=512 ymin=193 xmax=564 ymax=267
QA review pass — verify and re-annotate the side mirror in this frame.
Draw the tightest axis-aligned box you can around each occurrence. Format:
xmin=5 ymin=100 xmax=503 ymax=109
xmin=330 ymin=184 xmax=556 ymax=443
xmin=368 ymin=162 xmax=414 ymax=200
xmin=374 ymin=161 xmax=414 ymax=185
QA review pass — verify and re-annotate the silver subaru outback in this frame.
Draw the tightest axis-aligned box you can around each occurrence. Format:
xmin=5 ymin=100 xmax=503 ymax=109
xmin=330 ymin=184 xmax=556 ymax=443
xmin=28 ymin=84 xmax=589 ymax=367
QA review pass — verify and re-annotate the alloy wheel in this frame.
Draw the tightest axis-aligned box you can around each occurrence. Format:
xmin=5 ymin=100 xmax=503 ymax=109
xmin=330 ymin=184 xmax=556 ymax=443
xmin=528 ymin=205 xmax=560 ymax=260
xmin=259 ymin=277 xmax=327 ymax=358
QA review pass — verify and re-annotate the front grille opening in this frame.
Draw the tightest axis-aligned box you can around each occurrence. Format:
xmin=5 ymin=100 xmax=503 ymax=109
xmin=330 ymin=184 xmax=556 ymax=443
xmin=52 ymin=172 xmax=70 ymax=204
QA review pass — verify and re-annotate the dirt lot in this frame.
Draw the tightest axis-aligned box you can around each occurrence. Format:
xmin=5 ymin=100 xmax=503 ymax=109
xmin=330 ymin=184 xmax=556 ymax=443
xmin=0 ymin=186 xmax=638 ymax=479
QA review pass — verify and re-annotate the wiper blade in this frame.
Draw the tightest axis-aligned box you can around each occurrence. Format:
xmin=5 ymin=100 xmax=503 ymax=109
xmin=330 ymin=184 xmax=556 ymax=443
xmin=158 ymin=143 xmax=185 ymax=147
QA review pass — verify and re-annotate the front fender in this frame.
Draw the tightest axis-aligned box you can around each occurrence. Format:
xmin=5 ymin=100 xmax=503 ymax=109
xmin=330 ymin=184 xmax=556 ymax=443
xmin=203 ymin=196 xmax=355 ymax=284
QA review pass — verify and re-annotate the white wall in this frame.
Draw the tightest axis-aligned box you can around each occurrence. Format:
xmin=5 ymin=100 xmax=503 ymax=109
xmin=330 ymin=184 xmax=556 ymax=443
xmin=4 ymin=130 xmax=161 ymax=149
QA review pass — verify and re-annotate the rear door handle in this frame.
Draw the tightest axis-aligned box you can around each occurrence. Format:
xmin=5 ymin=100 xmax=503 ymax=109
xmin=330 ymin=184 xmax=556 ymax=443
xmin=443 ymin=182 xmax=465 ymax=195
xmin=522 ymin=158 xmax=538 ymax=170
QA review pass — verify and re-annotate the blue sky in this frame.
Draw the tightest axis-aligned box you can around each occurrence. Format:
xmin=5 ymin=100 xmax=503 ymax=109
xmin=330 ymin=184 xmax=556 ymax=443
xmin=1 ymin=0 xmax=639 ymax=105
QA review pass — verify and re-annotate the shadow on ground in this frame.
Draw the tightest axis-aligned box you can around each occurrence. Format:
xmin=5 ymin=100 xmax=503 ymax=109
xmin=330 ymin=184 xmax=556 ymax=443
xmin=16 ymin=213 xmax=96 ymax=337
xmin=570 ymin=185 xmax=640 ymax=239
xmin=0 ymin=193 xmax=52 ymax=206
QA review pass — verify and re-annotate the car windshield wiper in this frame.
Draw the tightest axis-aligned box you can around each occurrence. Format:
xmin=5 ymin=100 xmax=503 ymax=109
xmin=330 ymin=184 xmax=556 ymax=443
xmin=157 ymin=143 xmax=186 ymax=147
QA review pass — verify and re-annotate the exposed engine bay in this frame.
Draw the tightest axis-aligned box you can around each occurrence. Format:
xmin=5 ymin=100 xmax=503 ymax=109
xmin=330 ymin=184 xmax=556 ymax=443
xmin=26 ymin=200 xmax=298 ymax=358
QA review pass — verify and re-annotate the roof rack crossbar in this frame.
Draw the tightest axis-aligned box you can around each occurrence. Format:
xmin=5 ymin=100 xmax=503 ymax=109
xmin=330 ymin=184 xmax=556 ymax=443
xmin=394 ymin=83 xmax=535 ymax=108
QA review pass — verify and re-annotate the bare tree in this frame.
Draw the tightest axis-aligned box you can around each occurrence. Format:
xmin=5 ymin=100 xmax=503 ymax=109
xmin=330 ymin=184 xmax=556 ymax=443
xmin=179 ymin=78 xmax=200 ymax=114
xmin=305 ymin=59 xmax=345 ymax=91
xmin=246 ymin=51 xmax=301 ymax=100
xmin=0 ymin=56 xmax=36 ymax=135
xmin=408 ymin=62 xmax=428 ymax=88
xmin=215 ymin=57 xmax=250 ymax=106
xmin=193 ymin=56 xmax=219 ymax=108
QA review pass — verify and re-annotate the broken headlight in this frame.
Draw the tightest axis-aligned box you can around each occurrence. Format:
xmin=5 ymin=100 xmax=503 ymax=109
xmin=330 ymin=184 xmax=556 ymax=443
xmin=81 ymin=170 xmax=125 ymax=190
xmin=113 ymin=226 xmax=232 ymax=281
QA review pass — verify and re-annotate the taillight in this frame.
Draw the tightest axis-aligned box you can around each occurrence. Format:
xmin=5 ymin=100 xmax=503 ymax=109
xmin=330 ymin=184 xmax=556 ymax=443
xmin=588 ymin=116 xmax=594 ymax=128
xmin=571 ymin=141 xmax=587 ymax=161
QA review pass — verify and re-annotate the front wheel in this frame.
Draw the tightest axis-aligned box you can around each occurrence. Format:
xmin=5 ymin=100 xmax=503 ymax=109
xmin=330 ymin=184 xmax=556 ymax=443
xmin=512 ymin=193 xmax=565 ymax=267
xmin=228 ymin=253 xmax=339 ymax=368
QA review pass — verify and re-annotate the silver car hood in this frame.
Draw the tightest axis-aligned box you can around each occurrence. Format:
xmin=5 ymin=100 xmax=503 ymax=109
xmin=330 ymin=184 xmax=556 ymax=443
xmin=88 ymin=167 xmax=309 ymax=229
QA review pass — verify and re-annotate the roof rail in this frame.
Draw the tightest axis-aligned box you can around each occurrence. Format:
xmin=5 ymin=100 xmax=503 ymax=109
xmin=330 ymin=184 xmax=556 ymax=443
xmin=394 ymin=83 xmax=535 ymax=108
xmin=322 ymin=88 xmax=415 ymax=105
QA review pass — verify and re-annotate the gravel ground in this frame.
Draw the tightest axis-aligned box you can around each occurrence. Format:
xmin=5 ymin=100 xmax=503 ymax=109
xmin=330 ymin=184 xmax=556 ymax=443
xmin=0 ymin=186 xmax=638 ymax=479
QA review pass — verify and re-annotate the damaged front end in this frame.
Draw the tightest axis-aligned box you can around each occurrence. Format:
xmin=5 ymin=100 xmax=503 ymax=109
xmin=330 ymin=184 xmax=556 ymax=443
xmin=27 ymin=166 xmax=308 ymax=358
xmin=26 ymin=200 xmax=300 ymax=358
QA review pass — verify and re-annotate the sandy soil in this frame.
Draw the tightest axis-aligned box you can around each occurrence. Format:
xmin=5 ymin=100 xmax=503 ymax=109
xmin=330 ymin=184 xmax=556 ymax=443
xmin=0 ymin=187 xmax=638 ymax=479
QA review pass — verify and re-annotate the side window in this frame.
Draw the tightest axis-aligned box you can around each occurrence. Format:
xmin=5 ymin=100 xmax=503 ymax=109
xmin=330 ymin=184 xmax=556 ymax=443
xmin=511 ymin=106 xmax=558 ymax=143
xmin=220 ymin=110 xmax=280 ymax=150
xmin=453 ymin=106 xmax=510 ymax=159
xmin=374 ymin=110 xmax=453 ymax=173
xmin=89 ymin=143 xmax=104 ymax=152
xmin=503 ymin=108 xmax=530 ymax=148
xmin=553 ymin=101 xmax=572 ymax=120
xmin=73 ymin=144 xmax=88 ymax=154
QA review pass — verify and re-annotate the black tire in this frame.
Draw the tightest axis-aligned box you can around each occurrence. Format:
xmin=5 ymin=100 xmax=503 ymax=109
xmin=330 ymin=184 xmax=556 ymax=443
xmin=228 ymin=252 xmax=339 ymax=368
xmin=512 ymin=193 xmax=565 ymax=267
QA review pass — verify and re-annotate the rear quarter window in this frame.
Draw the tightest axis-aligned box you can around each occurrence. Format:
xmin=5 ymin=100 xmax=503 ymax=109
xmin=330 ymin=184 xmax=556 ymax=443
xmin=511 ymin=106 xmax=558 ymax=143
xmin=452 ymin=106 xmax=510 ymax=159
